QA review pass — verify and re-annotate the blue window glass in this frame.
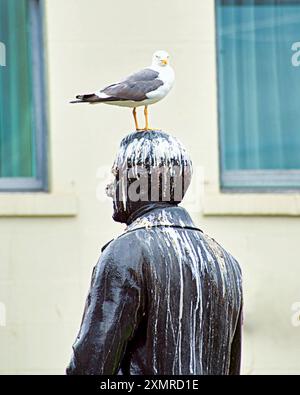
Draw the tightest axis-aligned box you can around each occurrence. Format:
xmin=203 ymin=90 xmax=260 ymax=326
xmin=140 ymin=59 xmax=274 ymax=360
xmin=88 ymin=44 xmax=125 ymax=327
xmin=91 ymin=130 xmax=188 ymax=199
xmin=216 ymin=0 xmax=300 ymax=189
xmin=0 ymin=0 xmax=47 ymax=191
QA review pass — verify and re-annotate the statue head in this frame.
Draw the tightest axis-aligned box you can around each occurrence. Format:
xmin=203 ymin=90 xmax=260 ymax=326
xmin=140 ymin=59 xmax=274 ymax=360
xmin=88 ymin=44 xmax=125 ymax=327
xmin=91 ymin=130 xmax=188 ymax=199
xmin=106 ymin=130 xmax=193 ymax=224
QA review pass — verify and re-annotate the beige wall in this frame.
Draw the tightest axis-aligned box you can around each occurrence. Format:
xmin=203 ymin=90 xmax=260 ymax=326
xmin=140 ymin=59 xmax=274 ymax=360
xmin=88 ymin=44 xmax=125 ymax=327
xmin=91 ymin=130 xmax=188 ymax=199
xmin=0 ymin=0 xmax=300 ymax=374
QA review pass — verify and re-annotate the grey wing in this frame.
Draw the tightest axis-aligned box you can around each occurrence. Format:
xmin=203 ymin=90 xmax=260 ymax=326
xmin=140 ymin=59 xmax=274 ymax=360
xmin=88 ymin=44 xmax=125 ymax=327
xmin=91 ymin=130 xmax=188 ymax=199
xmin=101 ymin=68 xmax=163 ymax=101
xmin=125 ymin=68 xmax=160 ymax=82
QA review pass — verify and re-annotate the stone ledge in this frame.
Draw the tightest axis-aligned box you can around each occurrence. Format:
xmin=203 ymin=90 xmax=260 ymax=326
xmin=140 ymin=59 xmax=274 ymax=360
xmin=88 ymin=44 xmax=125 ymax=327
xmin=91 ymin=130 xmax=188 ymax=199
xmin=203 ymin=193 xmax=300 ymax=216
xmin=0 ymin=193 xmax=78 ymax=217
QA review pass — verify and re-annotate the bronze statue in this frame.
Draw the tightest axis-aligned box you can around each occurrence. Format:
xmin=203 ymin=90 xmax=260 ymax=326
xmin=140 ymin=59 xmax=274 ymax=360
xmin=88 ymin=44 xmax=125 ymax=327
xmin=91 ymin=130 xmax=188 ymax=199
xmin=66 ymin=130 xmax=243 ymax=375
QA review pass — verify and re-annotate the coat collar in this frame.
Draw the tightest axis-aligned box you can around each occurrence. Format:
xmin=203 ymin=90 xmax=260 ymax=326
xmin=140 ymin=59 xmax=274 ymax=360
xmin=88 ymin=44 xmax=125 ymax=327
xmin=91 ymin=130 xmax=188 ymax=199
xmin=125 ymin=205 xmax=197 ymax=232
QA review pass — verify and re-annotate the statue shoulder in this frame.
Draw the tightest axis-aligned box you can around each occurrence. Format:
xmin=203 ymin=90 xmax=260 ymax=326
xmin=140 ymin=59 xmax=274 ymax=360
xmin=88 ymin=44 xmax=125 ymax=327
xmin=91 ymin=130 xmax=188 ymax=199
xmin=202 ymin=232 xmax=242 ymax=277
xmin=100 ymin=230 xmax=145 ymax=262
xmin=101 ymin=239 xmax=114 ymax=252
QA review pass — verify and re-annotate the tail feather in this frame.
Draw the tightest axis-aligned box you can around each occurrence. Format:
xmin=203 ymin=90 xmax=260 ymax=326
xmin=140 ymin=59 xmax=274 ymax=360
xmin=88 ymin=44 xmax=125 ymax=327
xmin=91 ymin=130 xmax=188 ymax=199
xmin=69 ymin=99 xmax=88 ymax=104
xmin=76 ymin=94 xmax=96 ymax=100
xmin=70 ymin=93 xmax=112 ymax=104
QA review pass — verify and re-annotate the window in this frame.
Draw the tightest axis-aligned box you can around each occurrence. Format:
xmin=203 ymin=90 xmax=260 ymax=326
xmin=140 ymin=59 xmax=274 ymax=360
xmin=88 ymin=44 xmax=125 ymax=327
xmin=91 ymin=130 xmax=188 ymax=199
xmin=216 ymin=0 xmax=300 ymax=190
xmin=0 ymin=0 xmax=47 ymax=191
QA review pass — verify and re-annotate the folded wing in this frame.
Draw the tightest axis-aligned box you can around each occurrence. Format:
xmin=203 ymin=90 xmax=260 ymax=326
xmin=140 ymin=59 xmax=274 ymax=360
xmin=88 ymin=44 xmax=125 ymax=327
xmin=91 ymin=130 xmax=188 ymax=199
xmin=71 ymin=68 xmax=163 ymax=104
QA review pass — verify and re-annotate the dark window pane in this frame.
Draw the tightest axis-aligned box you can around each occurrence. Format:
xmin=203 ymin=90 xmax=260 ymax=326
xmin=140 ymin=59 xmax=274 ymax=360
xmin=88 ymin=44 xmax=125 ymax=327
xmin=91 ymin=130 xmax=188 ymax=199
xmin=216 ymin=0 xmax=300 ymax=188
xmin=0 ymin=0 xmax=36 ymax=178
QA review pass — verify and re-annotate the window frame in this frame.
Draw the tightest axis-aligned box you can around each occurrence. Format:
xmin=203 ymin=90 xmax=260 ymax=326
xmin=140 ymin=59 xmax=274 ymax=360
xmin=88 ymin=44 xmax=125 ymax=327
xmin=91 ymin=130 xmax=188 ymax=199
xmin=221 ymin=169 xmax=300 ymax=192
xmin=0 ymin=0 xmax=48 ymax=192
xmin=215 ymin=0 xmax=300 ymax=192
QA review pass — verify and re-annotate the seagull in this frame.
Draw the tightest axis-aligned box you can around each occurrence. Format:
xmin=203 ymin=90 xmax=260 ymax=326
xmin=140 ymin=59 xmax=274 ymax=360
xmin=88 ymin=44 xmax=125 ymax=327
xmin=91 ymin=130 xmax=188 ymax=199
xmin=70 ymin=50 xmax=175 ymax=131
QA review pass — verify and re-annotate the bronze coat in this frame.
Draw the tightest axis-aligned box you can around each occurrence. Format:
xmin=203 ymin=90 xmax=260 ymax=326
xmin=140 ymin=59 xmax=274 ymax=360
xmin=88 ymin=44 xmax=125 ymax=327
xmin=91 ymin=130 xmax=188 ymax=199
xmin=66 ymin=206 xmax=243 ymax=375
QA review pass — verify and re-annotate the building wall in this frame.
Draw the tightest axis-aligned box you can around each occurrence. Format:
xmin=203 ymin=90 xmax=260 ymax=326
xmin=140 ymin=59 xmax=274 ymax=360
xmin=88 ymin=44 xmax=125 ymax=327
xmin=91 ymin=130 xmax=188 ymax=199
xmin=0 ymin=0 xmax=300 ymax=374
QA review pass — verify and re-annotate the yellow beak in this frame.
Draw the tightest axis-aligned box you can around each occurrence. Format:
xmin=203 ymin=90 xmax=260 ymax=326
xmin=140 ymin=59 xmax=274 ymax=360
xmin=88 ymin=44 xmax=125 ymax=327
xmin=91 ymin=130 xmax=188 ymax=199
xmin=161 ymin=59 xmax=168 ymax=65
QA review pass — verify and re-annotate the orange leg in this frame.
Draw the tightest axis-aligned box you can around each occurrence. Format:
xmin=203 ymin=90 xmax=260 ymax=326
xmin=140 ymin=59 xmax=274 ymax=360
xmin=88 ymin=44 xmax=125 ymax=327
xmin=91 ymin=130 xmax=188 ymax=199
xmin=144 ymin=106 xmax=150 ymax=130
xmin=132 ymin=108 xmax=140 ymax=131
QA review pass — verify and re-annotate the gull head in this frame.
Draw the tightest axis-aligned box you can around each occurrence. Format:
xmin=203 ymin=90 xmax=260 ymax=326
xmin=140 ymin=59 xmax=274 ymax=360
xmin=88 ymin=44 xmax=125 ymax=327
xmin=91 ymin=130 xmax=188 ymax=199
xmin=152 ymin=50 xmax=170 ymax=67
